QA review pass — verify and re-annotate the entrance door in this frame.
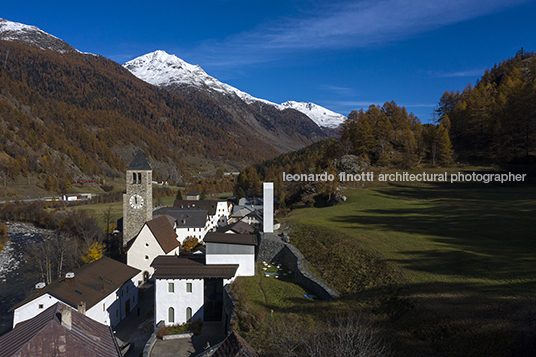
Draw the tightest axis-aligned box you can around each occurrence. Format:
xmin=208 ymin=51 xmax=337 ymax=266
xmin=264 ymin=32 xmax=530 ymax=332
xmin=204 ymin=279 xmax=223 ymax=321
xmin=125 ymin=299 xmax=130 ymax=314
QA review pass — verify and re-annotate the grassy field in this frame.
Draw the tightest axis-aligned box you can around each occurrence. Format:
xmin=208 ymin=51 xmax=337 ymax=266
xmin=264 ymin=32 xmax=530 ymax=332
xmin=283 ymin=178 xmax=536 ymax=356
xmin=69 ymin=195 xmax=178 ymax=228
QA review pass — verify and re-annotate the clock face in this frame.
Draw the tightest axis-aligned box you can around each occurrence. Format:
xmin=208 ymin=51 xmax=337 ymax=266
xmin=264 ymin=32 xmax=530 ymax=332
xmin=129 ymin=194 xmax=144 ymax=209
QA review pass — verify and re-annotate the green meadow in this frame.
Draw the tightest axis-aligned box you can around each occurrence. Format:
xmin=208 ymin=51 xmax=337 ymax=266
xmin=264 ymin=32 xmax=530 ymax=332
xmin=280 ymin=179 xmax=536 ymax=356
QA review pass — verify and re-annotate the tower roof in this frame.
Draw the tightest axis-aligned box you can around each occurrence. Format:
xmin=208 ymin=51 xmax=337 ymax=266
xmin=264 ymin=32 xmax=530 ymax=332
xmin=127 ymin=149 xmax=151 ymax=170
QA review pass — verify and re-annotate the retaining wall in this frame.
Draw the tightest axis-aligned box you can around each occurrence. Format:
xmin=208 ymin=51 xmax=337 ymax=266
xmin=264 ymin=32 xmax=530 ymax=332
xmin=258 ymin=233 xmax=340 ymax=301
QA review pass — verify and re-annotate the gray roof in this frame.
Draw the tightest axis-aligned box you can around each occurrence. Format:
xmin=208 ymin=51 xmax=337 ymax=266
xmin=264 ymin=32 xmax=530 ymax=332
xmin=0 ymin=302 xmax=121 ymax=357
xmin=153 ymin=207 xmax=208 ymax=228
xmin=151 ymin=255 xmax=238 ymax=279
xmin=173 ymin=199 xmax=229 ymax=216
xmin=127 ymin=149 xmax=151 ymax=171
xmin=204 ymin=233 xmax=258 ymax=246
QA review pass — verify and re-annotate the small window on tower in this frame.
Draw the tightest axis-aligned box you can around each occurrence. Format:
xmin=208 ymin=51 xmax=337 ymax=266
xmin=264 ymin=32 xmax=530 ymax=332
xmin=132 ymin=172 xmax=136 ymax=184
xmin=138 ymin=173 xmax=142 ymax=184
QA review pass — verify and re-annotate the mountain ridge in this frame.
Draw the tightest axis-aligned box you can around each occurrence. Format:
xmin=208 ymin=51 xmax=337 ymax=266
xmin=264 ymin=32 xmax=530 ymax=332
xmin=124 ymin=50 xmax=346 ymax=129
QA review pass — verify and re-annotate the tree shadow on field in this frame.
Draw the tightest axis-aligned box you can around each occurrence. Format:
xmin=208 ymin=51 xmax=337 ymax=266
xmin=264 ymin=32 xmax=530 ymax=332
xmin=332 ymin=183 xmax=536 ymax=284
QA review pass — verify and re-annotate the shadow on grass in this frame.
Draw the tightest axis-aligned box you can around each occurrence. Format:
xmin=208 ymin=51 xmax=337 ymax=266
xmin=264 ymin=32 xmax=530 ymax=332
xmin=331 ymin=183 xmax=536 ymax=284
xmin=256 ymin=278 xmax=536 ymax=357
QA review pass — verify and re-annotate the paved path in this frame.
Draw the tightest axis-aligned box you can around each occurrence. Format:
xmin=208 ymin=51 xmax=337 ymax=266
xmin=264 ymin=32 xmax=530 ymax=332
xmin=151 ymin=321 xmax=225 ymax=357
xmin=114 ymin=282 xmax=155 ymax=357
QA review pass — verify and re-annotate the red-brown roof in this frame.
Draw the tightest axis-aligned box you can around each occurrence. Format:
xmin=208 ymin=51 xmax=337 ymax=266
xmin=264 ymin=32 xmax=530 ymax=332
xmin=11 ymin=257 xmax=140 ymax=312
xmin=204 ymin=233 xmax=258 ymax=246
xmin=0 ymin=302 xmax=121 ymax=357
xmin=151 ymin=255 xmax=238 ymax=279
xmin=146 ymin=215 xmax=179 ymax=253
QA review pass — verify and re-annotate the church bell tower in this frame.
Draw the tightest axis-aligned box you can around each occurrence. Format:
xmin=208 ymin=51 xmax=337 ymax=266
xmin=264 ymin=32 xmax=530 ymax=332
xmin=123 ymin=149 xmax=153 ymax=246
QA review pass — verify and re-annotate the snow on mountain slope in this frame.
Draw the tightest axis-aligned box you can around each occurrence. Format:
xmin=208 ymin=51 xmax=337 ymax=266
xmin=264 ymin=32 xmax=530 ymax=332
xmin=0 ymin=18 xmax=80 ymax=53
xmin=124 ymin=50 xmax=346 ymax=128
xmin=280 ymin=101 xmax=346 ymax=129
xmin=124 ymin=50 xmax=276 ymax=107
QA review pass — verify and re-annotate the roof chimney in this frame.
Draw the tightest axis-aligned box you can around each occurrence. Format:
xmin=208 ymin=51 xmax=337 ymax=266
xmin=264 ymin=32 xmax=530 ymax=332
xmin=61 ymin=306 xmax=72 ymax=330
xmin=35 ymin=282 xmax=46 ymax=293
xmin=65 ymin=272 xmax=75 ymax=286
xmin=77 ymin=301 xmax=86 ymax=315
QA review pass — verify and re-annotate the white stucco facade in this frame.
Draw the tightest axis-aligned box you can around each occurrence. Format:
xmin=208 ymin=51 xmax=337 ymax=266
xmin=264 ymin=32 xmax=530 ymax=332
xmin=127 ymin=224 xmax=179 ymax=280
xmin=13 ymin=293 xmax=62 ymax=328
xmin=155 ymin=278 xmax=204 ymax=326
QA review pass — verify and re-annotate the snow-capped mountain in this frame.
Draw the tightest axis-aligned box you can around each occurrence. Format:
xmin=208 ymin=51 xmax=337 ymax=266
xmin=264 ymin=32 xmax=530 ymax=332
xmin=124 ymin=50 xmax=345 ymax=129
xmin=280 ymin=101 xmax=346 ymax=129
xmin=0 ymin=18 xmax=79 ymax=53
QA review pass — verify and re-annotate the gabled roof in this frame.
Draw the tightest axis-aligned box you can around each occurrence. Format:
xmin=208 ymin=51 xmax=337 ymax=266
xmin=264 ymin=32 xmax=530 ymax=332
xmin=151 ymin=255 xmax=238 ymax=279
xmin=0 ymin=302 xmax=121 ymax=357
xmin=204 ymin=233 xmax=258 ymax=246
xmin=173 ymin=199 xmax=228 ymax=216
xmin=186 ymin=190 xmax=199 ymax=196
xmin=146 ymin=215 xmax=180 ymax=253
xmin=127 ymin=148 xmax=151 ymax=171
xmin=11 ymin=257 xmax=140 ymax=312
xmin=217 ymin=221 xmax=256 ymax=235
xmin=212 ymin=331 xmax=259 ymax=357
xmin=153 ymin=207 xmax=208 ymax=228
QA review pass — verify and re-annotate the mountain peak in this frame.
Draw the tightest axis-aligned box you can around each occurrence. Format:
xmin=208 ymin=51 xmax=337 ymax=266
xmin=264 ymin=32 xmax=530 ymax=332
xmin=0 ymin=18 xmax=79 ymax=53
xmin=124 ymin=51 xmax=346 ymax=128
xmin=280 ymin=101 xmax=346 ymax=129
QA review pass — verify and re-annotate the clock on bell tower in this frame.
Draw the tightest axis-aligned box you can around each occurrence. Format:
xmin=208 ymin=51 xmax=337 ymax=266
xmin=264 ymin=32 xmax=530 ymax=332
xmin=123 ymin=149 xmax=153 ymax=247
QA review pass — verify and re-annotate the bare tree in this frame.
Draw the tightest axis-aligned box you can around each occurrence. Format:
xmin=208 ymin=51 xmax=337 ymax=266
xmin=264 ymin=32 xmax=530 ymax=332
xmin=268 ymin=313 xmax=389 ymax=357
xmin=26 ymin=232 xmax=79 ymax=284
xmin=305 ymin=314 xmax=389 ymax=357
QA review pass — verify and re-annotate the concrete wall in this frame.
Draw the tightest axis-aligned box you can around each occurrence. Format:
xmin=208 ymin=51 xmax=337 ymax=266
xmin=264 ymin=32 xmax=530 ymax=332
xmin=263 ymin=183 xmax=273 ymax=233
xmin=222 ymin=285 xmax=236 ymax=335
xmin=258 ymin=233 xmax=340 ymax=301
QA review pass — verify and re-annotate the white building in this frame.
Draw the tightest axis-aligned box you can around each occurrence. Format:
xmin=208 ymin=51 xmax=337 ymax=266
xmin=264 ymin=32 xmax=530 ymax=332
xmin=11 ymin=257 xmax=140 ymax=328
xmin=151 ymin=255 xmax=238 ymax=326
xmin=204 ymin=233 xmax=257 ymax=277
xmin=127 ymin=215 xmax=180 ymax=283
xmin=150 ymin=231 xmax=257 ymax=327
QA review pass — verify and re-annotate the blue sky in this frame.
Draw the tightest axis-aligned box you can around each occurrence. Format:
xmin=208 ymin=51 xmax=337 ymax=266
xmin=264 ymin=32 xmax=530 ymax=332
xmin=3 ymin=0 xmax=536 ymax=122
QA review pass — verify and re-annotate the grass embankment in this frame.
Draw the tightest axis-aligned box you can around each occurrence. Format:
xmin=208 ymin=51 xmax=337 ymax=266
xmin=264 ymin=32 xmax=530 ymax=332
xmin=283 ymin=179 xmax=536 ymax=356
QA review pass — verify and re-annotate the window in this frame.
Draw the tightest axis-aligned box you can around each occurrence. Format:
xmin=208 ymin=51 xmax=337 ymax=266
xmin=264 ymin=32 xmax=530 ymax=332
xmin=103 ymin=303 xmax=105 ymax=312
xmin=168 ymin=307 xmax=174 ymax=323
xmin=145 ymin=243 xmax=149 ymax=247
xmin=132 ymin=172 xmax=136 ymax=184
xmin=186 ymin=283 xmax=192 ymax=293
xmin=144 ymin=255 xmax=149 ymax=260
xmin=38 ymin=304 xmax=43 ymax=309
xmin=186 ymin=307 xmax=192 ymax=323
xmin=138 ymin=173 xmax=142 ymax=184
xmin=168 ymin=282 xmax=174 ymax=293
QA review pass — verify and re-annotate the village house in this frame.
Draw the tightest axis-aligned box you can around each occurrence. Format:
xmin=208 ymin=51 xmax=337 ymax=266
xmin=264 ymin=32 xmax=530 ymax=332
xmin=0 ymin=302 xmax=122 ymax=357
xmin=126 ymin=215 xmax=180 ymax=283
xmin=150 ymin=231 xmax=257 ymax=327
xmin=11 ymin=257 xmax=140 ymax=329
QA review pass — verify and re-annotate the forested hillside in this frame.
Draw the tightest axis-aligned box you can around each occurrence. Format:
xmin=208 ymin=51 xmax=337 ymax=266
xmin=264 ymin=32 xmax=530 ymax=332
xmin=236 ymin=51 xmax=536 ymax=205
xmin=0 ymin=40 xmax=281 ymax=189
xmin=436 ymin=50 xmax=536 ymax=161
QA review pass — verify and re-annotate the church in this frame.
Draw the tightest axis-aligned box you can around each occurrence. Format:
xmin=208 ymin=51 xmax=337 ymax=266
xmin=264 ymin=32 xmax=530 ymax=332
xmin=124 ymin=150 xmax=269 ymax=327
